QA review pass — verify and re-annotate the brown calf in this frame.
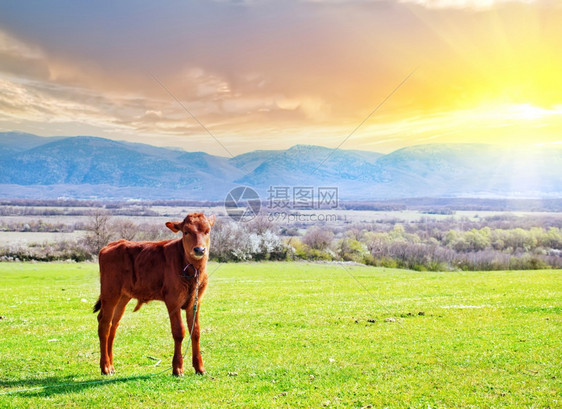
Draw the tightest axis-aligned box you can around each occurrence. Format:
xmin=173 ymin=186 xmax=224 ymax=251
xmin=93 ymin=212 xmax=215 ymax=376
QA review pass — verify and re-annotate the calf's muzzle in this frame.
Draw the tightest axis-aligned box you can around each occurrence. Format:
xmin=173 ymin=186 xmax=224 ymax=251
xmin=193 ymin=246 xmax=206 ymax=257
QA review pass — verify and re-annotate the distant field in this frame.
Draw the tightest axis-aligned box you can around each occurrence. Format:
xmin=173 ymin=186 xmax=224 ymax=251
xmin=0 ymin=231 xmax=85 ymax=246
xmin=3 ymin=206 xmax=562 ymax=230
xmin=0 ymin=262 xmax=560 ymax=408
xmin=0 ymin=208 xmax=467 ymax=246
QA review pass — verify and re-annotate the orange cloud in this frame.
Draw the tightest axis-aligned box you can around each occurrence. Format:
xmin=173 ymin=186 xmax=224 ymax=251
xmin=0 ymin=1 xmax=560 ymax=155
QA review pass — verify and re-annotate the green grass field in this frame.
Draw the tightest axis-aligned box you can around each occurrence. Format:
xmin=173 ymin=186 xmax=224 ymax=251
xmin=0 ymin=262 xmax=560 ymax=408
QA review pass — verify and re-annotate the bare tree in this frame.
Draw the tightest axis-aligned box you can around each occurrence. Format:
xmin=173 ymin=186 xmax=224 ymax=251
xmin=246 ymin=215 xmax=277 ymax=235
xmin=302 ymin=227 xmax=334 ymax=251
xmin=112 ymin=219 xmax=138 ymax=241
xmin=136 ymin=222 xmax=174 ymax=241
xmin=84 ymin=210 xmax=114 ymax=255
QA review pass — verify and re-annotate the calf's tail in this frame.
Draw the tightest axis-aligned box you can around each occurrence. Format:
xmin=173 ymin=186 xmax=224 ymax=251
xmin=93 ymin=297 xmax=101 ymax=313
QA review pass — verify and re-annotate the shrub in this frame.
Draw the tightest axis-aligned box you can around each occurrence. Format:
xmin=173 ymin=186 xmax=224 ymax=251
xmin=210 ymin=220 xmax=288 ymax=262
xmin=302 ymin=227 xmax=334 ymax=251
xmin=335 ymin=238 xmax=369 ymax=263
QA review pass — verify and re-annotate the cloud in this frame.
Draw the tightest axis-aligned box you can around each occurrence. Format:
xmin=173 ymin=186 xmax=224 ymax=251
xmin=0 ymin=77 xmax=128 ymax=131
xmin=0 ymin=30 xmax=42 ymax=59
xmin=0 ymin=0 xmax=560 ymax=154
xmin=0 ymin=16 xmax=343 ymax=143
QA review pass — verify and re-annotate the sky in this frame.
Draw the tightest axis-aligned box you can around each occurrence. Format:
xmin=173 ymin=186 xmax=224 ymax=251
xmin=1 ymin=0 xmax=561 ymax=155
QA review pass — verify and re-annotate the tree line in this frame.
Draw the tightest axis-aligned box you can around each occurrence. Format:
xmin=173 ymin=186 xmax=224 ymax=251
xmin=1 ymin=212 xmax=561 ymax=270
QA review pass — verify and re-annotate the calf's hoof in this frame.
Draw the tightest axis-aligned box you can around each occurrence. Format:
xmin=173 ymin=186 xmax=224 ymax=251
xmin=195 ymin=366 xmax=206 ymax=375
xmin=101 ymin=365 xmax=115 ymax=375
xmin=172 ymin=368 xmax=184 ymax=377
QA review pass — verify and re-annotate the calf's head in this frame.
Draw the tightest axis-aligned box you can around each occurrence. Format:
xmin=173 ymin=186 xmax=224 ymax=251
xmin=166 ymin=213 xmax=216 ymax=261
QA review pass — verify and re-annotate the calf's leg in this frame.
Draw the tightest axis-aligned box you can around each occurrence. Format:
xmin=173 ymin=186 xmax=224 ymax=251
xmin=167 ymin=305 xmax=186 ymax=376
xmin=107 ymin=295 xmax=131 ymax=372
xmin=97 ymin=297 xmax=119 ymax=375
xmin=186 ymin=304 xmax=205 ymax=374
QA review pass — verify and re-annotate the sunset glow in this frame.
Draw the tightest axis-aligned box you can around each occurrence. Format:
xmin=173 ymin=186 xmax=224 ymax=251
xmin=0 ymin=0 xmax=561 ymax=155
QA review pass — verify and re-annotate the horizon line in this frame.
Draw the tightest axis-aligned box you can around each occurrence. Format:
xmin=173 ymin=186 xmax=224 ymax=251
xmin=1 ymin=130 xmax=557 ymax=157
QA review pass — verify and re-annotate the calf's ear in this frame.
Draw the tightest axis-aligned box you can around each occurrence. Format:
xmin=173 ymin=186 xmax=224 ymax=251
xmin=207 ymin=214 xmax=216 ymax=227
xmin=165 ymin=221 xmax=182 ymax=233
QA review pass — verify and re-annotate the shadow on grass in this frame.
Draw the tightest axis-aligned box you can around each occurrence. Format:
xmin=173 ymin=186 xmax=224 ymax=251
xmin=0 ymin=372 xmax=170 ymax=397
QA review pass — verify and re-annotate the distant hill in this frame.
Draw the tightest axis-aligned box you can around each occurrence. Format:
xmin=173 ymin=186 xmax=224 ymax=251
xmin=228 ymin=149 xmax=284 ymax=173
xmin=364 ymin=144 xmax=562 ymax=199
xmin=235 ymin=144 xmax=382 ymax=186
xmin=0 ymin=133 xmax=560 ymax=201
xmin=0 ymin=135 xmax=243 ymax=199
xmin=0 ymin=132 xmax=64 ymax=158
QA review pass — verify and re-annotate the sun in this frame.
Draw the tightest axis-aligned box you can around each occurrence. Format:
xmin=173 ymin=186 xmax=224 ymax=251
xmin=505 ymin=104 xmax=555 ymax=121
xmin=467 ymin=102 xmax=562 ymax=124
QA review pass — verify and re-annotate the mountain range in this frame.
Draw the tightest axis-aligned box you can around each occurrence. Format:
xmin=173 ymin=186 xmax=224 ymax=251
xmin=0 ymin=132 xmax=561 ymax=201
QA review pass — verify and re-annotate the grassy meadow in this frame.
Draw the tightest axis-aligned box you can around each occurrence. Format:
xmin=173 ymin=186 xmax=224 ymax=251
xmin=0 ymin=262 xmax=560 ymax=408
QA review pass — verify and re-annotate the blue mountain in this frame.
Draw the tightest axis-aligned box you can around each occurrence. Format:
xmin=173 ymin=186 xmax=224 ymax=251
xmin=0 ymin=133 xmax=560 ymax=200
xmin=0 ymin=132 xmax=64 ymax=157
